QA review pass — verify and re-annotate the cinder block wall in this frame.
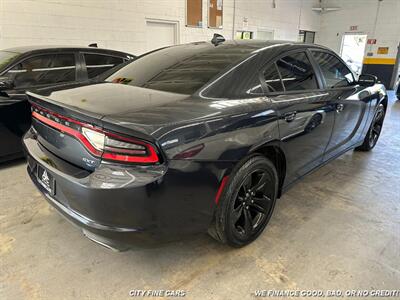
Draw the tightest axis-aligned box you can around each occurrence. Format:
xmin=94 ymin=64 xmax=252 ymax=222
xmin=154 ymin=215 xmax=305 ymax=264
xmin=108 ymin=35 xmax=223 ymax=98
xmin=0 ymin=0 xmax=321 ymax=55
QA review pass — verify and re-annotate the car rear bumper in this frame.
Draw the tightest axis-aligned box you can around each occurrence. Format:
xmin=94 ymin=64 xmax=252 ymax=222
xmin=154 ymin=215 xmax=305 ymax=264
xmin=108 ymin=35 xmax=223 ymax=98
xmin=27 ymin=172 xmax=146 ymax=251
xmin=23 ymin=128 xmax=232 ymax=250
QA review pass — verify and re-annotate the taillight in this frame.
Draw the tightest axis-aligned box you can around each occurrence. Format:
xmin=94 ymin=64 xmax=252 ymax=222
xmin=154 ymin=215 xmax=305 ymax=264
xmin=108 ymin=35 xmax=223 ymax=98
xmin=32 ymin=106 xmax=159 ymax=164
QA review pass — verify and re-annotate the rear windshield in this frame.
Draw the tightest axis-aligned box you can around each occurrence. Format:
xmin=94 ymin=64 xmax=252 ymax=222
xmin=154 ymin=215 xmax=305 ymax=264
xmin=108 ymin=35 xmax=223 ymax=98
xmin=0 ymin=51 xmax=19 ymax=70
xmin=105 ymin=43 xmax=253 ymax=94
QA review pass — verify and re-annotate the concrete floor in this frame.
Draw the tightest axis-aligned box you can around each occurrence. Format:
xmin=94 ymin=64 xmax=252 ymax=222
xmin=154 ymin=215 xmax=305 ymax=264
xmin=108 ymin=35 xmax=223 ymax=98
xmin=1 ymin=93 xmax=399 ymax=300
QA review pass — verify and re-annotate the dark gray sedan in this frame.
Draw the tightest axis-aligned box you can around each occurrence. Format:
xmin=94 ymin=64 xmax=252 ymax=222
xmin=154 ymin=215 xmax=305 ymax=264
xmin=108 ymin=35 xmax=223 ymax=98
xmin=0 ymin=45 xmax=134 ymax=162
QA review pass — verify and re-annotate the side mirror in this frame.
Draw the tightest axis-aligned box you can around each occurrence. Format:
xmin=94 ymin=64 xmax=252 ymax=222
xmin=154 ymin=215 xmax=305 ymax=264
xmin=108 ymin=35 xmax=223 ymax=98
xmin=358 ymin=74 xmax=377 ymax=87
xmin=0 ymin=77 xmax=14 ymax=91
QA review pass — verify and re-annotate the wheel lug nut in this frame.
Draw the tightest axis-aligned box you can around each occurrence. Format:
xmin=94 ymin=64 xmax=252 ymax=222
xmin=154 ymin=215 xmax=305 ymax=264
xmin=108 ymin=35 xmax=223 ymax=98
xmin=251 ymin=200 xmax=254 ymax=203
xmin=246 ymin=206 xmax=249 ymax=209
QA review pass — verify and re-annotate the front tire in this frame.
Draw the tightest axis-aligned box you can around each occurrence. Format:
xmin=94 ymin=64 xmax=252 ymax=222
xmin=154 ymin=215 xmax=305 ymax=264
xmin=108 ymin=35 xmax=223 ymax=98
xmin=209 ymin=155 xmax=278 ymax=247
xmin=355 ymin=103 xmax=385 ymax=151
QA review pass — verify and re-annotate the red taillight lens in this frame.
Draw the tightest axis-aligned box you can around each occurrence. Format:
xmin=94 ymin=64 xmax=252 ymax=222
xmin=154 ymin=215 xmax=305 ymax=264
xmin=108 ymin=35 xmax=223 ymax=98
xmin=32 ymin=106 xmax=159 ymax=164
xmin=102 ymin=132 xmax=159 ymax=163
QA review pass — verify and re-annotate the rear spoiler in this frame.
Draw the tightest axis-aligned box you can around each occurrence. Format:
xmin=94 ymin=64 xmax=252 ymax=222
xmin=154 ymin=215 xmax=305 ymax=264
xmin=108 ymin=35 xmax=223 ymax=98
xmin=27 ymin=91 xmax=159 ymax=144
xmin=27 ymin=91 xmax=105 ymax=128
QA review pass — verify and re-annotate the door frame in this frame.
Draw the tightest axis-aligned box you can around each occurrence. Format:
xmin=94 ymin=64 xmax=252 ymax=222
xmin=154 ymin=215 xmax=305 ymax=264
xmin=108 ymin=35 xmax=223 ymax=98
xmin=256 ymin=28 xmax=274 ymax=40
xmin=389 ymin=42 xmax=400 ymax=89
xmin=339 ymin=33 xmax=368 ymax=75
xmin=145 ymin=18 xmax=180 ymax=46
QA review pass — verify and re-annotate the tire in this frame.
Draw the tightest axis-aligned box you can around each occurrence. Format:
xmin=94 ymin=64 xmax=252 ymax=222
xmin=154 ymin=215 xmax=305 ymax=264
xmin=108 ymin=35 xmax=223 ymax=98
xmin=208 ymin=155 xmax=278 ymax=247
xmin=355 ymin=103 xmax=385 ymax=151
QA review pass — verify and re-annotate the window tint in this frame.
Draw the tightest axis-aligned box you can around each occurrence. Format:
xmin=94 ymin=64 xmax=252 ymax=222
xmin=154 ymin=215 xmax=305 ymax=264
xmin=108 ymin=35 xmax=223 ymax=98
xmin=84 ymin=54 xmax=124 ymax=78
xmin=276 ymin=52 xmax=318 ymax=91
xmin=311 ymin=51 xmax=354 ymax=88
xmin=4 ymin=53 xmax=76 ymax=88
xmin=106 ymin=43 xmax=255 ymax=95
xmin=263 ymin=63 xmax=284 ymax=93
xmin=0 ymin=51 xmax=19 ymax=69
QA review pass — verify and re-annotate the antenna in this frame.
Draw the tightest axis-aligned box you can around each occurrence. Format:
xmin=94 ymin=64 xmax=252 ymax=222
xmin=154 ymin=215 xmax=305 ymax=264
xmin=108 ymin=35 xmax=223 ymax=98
xmin=211 ymin=34 xmax=225 ymax=46
xmin=88 ymin=43 xmax=98 ymax=48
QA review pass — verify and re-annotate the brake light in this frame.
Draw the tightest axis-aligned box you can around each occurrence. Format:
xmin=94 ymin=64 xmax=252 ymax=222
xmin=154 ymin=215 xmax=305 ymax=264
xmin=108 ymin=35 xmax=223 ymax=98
xmin=32 ymin=106 xmax=159 ymax=164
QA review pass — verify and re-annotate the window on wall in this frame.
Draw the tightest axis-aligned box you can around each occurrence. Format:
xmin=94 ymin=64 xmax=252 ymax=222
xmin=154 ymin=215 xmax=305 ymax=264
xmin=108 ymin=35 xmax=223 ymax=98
xmin=208 ymin=0 xmax=223 ymax=28
xmin=298 ymin=30 xmax=315 ymax=43
xmin=235 ymin=31 xmax=253 ymax=40
xmin=186 ymin=0 xmax=202 ymax=27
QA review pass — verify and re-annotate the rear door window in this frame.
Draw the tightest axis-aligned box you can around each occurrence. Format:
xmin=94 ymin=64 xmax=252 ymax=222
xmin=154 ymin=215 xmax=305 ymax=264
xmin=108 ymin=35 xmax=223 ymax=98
xmin=263 ymin=63 xmax=284 ymax=93
xmin=311 ymin=51 xmax=354 ymax=88
xmin=4 ymin=53 xmax=76 ymax=88
xmin=84 ymin=54 xmax=124 ymax=78
xmin=275 ymin=52 xmax=318 ymax=91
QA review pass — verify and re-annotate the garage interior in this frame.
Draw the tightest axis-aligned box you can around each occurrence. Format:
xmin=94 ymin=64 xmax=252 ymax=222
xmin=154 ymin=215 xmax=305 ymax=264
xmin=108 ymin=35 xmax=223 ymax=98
xmin=1 ymin=0 xmax=400 ymax=299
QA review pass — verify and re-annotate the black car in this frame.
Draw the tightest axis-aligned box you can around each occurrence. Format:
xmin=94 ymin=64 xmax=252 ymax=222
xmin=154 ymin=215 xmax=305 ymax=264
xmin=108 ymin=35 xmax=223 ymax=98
xmin=23 ymin=40 xmax=387 ymax=250
xmin=0 ymin=45 xmax=134 ymax=162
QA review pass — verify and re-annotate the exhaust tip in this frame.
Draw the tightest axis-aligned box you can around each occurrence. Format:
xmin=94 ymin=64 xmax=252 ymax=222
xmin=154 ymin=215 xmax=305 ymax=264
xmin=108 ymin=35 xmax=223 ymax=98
xmin=83 ymin=229 xmax=129 ymax=252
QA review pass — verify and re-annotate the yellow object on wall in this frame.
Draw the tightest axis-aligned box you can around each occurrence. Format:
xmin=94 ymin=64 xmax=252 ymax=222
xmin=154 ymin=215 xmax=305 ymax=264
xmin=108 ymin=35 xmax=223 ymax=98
xmin=363 ymin=57 xmax=395 ymax=65
xmin=377 ymin=47 xmax=389 ymax=55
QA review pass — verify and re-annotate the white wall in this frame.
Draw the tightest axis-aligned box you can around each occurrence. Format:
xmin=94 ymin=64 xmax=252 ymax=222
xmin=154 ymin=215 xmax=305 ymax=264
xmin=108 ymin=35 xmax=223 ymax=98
xmin=0 ymin=0 xmax=321 ymax=55
xmin=233 ymin=0 xmax=320 ymax=41
xmin=316 ymin=0 xmax=400 ymax=59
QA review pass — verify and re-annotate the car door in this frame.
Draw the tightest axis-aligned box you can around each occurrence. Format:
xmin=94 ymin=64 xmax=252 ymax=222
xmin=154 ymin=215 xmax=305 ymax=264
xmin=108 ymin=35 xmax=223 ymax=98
xmin=309 ymin=50 xmax=371 ymax=160
xmin=262 ymin=50 xmax=335 ymax=186
xmin=0 ymin=52 xmax=78 ymax=159
xmin=81 ymin=52 xmax=125 ymax=80
xmin=0 ymin=96 xmax=30 ymax=159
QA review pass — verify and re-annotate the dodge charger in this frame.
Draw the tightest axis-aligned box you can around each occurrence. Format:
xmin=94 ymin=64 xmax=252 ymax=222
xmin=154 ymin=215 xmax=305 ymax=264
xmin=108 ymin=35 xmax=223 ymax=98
xmin=23 ymin=38 xmax=387 ymax=250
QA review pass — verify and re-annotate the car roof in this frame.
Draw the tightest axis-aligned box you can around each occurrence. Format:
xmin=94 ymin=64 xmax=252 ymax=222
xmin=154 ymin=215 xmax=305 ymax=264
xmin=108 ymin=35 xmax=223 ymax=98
xmin=2 ymin=45 xmax=131 ymax=55
xmin=184 ymin=39 xmax=328 ymax=52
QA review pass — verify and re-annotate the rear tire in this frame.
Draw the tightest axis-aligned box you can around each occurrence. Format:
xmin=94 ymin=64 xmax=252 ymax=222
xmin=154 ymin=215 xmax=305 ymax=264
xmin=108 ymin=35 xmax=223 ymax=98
xmin=208 ymin=155 xmax=278 ymax=247
xmin=355 ymin=104 xmax=385 ymax=151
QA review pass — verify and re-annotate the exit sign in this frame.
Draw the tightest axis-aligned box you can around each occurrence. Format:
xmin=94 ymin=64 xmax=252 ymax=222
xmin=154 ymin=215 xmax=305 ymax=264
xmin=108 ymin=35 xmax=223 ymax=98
xmin=350 ymin=25 xmax=358 ymax=31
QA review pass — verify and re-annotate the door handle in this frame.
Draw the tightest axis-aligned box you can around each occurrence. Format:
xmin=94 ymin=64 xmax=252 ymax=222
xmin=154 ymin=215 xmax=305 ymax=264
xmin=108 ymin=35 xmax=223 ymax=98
xmin=336 ymin=103 xmax=344 ymax=113
xmin=284 ymin=111 xmax=297 ymax=122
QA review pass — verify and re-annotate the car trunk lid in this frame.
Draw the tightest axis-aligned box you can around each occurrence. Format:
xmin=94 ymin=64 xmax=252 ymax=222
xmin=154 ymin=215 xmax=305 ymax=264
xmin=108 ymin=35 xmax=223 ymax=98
xmin=27 ymin=83 xmax=182 ymax=170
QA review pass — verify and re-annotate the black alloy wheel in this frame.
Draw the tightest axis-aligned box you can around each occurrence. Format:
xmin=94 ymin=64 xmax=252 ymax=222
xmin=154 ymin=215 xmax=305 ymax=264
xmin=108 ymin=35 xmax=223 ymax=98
xmin=368 ymin=107 xmax=385 ymax=148
xmin=230 ymin=169 xmax=273 ymax=238
xmin=356 ymin=104 xmax=385 ymax=151
xmin=209 ymin=155 xmax=278 ymax=247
